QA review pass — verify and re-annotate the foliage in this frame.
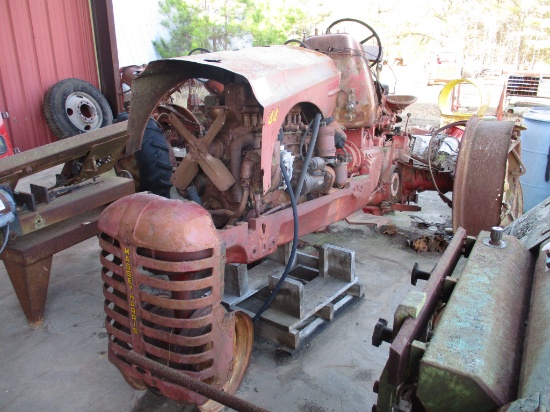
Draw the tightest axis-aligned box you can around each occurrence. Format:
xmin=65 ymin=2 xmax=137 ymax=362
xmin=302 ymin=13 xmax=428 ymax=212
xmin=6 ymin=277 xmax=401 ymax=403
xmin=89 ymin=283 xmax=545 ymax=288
xmin=154 ymin=0 xmax=550 ymax=69
xmin=153 ymin=0 xmax=328 ymax=57
xmin=368 ymin=0 xmax=550 ymax=70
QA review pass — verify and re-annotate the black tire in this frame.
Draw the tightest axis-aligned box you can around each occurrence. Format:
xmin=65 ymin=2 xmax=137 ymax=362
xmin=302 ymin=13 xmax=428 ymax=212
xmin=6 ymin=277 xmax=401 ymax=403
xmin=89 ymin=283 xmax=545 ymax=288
xmin=44 ymin=78 xmax=113 ymax=139
xmin=135 ymin=117 xmax=173 ymax=198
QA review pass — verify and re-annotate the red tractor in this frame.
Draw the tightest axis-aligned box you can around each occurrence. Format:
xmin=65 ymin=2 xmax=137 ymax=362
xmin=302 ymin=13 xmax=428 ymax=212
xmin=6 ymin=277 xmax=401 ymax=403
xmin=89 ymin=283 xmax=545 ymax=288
xmin=98 ymin=19 xmax=520 ymax=410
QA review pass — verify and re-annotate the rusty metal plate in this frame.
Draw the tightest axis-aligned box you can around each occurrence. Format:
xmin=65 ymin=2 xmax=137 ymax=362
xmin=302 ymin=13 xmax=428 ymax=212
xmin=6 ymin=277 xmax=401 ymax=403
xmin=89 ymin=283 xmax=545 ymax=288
xmin=417 ymin=231 xmax=534 ymax=412
xmin=17 ymin=174 xmax=135 ymax=236
xmin=452 ymin=117 xmax=514 ymax=236
xmin=518 ymin=240 xmax=550 ymax=407
xmin=386 ymin=227 xmax=466 ymax=386
xmin=0 ymin=121 xmax=128 ymax=191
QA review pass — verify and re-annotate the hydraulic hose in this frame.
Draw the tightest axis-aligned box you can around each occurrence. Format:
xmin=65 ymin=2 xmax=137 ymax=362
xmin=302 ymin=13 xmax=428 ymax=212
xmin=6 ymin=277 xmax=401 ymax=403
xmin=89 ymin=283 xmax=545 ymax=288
xmin=253 ymin=152 xmax=299 ymax=322
xmin=294 ymin=113 xmax=322 ymax=199
xmin=253 ymin=114 xmax=321 ymax=321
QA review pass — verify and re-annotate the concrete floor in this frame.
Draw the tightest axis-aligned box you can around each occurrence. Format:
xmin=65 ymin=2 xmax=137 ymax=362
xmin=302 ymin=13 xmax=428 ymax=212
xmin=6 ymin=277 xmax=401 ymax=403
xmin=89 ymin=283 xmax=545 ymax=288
xmin=0 ymin=192 xmax=450 ymax=412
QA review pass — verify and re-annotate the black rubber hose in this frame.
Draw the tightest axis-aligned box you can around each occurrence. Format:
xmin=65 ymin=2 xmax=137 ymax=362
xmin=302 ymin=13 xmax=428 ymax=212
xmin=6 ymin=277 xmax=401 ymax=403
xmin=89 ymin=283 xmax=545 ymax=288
xmin=253 ymin=153 xmax=299 ymax=322
xmin=294 ymin=113 xmax=322 ymax=199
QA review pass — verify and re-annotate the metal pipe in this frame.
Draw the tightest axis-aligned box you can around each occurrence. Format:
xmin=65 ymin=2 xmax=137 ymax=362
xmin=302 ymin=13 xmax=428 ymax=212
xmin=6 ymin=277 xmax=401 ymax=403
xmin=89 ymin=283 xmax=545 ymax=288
xmin=230 ymin=132 xmax=255 ymax=202
xmin=125 ymin=351 xmax=270 ymax=412
xmin=294 ymin=113 xmax=322 ymax=199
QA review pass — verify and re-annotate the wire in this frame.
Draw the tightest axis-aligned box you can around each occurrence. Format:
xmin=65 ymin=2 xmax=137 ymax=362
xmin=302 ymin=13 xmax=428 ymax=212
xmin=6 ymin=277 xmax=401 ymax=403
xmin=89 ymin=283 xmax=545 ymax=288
xmin=252 ymin=154 xmax=299 ymax=322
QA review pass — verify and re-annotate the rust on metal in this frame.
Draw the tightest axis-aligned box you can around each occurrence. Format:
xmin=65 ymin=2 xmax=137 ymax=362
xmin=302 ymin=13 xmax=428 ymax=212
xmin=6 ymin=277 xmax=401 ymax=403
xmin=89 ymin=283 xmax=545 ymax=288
xmin=0 ymin=120 xmax=133 ymax=327
xmin=452 ymin=116 xmax=514 ymax=236
xmin=126 ymin=351 xmax=269 ymax=412
xmin=17 ymin=174 xmax=134 ymax=236
xmin=127 ymin=47 xmax=340 ymax=192
xmin=386 ymin=227 xmax=466 ymax=385
xmin=304 ymin=34 xmax=379 ymax=129
xmin=170 ymin=111 xmax=235 ymax=192
xmin=0 ymin=121 xmax=128 ymax=191
xmin=417 ymin=231 xmax=533 ymax=411
xmin=519 ymin=241 xmax=550 ymax=407
xmin=99 ymin=193 xmax=253 ymax=407
xmin=1 ymin=206 xmax=107 ymax=327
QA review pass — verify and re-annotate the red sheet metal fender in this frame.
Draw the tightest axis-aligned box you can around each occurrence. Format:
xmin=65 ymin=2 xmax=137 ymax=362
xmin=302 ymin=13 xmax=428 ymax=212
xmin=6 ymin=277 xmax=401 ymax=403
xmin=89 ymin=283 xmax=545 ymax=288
xmin=126 ymin=46 xmax=341 ymax=192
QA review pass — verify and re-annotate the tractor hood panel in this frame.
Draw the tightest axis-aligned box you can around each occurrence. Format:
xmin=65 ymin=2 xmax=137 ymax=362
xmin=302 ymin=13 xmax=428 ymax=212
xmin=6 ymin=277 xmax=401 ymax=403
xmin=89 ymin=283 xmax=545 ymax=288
xmin=127 ymin=46 xmax=340 ymax=156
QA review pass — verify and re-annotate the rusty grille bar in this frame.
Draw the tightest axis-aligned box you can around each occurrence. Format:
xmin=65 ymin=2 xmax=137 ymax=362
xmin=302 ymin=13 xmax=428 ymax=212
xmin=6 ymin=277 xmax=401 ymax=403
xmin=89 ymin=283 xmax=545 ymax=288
xmin=99 ymin=232 xmax=227 ymax=405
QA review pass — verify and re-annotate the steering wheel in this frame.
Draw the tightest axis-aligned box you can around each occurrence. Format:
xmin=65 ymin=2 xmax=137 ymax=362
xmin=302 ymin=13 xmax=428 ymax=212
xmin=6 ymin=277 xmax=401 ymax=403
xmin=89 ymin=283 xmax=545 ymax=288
xmin=326 ymin=18 xmax=382 ymax=67
xmin=188 ymin=48 xmax=211 ymax=83
xmin=188 ymin=48 xmax=211 ymax=55
xmin=284 ymin=39 xmax=310 ymax=49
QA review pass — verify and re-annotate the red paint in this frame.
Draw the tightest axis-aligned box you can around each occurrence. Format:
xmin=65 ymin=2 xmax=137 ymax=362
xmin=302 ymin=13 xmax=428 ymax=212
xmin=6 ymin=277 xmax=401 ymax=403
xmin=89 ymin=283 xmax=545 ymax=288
xmin=0 ymin=0 xmax=98 ymax=151
xmin=0 ymin=118 xmax=14 ymax=159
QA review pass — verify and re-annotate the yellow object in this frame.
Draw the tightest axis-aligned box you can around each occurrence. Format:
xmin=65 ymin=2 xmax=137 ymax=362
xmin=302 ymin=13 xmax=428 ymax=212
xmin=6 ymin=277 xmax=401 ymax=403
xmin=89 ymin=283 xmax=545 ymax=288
xmin=438 ymin=78 xmax=489 ymax=126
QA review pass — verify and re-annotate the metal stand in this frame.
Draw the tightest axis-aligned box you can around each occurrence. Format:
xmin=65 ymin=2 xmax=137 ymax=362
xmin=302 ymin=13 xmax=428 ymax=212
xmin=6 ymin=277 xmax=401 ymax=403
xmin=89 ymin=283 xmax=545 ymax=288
xmin=1 ymin=175 xmax=134 ymax=327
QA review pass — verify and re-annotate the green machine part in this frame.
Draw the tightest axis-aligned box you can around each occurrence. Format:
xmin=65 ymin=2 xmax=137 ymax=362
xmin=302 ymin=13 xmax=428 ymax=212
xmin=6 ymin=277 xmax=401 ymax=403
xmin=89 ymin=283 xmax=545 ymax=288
xmin=516 ymin=240 xmax=550 ymax=409
xmin=416 ymin=231 xmax=534 ymax=412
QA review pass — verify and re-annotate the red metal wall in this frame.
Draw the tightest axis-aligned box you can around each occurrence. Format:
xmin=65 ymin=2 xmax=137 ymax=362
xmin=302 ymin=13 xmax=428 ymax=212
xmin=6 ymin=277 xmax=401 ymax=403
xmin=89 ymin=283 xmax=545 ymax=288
xmin=0 ymin=0 xmax=99 ymax=152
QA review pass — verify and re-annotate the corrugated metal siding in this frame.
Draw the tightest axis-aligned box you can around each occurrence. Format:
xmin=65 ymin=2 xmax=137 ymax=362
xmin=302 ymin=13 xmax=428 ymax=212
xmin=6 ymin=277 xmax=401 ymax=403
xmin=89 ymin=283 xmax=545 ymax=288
xmin=0 ymin=0 xmax=99 ymax=152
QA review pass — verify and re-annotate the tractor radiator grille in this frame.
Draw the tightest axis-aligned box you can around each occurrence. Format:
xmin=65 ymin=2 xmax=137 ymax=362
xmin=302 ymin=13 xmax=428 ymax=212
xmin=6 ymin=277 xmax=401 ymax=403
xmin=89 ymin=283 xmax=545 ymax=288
xmin=99 ymin=232 xmax=224 ymax=404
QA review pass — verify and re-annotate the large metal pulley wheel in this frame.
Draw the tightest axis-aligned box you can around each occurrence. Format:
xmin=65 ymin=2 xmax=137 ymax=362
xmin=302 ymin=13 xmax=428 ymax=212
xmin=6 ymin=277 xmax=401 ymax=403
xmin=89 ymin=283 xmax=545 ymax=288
xmin=43 ymin=78 xmax=113 ymax=139
xmin=326 ymin=18 xmax=383 ymax=66
xmin=452 ymin=117 xmax=520 ymax=236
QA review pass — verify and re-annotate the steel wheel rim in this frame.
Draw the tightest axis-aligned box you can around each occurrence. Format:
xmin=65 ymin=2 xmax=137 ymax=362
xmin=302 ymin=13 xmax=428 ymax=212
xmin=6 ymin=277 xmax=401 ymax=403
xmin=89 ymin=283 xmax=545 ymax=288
xmin=65 ymin=91 xmax=103 ymax=131
xmin=198 ymin=311 xmax=253 ymax=412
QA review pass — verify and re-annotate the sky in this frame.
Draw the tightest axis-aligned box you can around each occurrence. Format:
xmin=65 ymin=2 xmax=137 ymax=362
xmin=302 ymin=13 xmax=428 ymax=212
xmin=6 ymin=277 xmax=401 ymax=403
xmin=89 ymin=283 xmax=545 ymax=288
xmin=112 ymin=0 xmax=168 ymax=66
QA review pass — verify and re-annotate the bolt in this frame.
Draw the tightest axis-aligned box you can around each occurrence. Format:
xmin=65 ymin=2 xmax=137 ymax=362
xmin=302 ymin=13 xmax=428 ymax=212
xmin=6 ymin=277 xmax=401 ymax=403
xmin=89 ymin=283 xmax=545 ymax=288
xmin=372 ymin=318 xmax=393 ymax=347
xmin=489 ymin=226 xmax=504 ymax=245
xmin=411 ymin=263 xmax=431 ymax=286
xmin=483 ymin=226 xmax=507 ymax=249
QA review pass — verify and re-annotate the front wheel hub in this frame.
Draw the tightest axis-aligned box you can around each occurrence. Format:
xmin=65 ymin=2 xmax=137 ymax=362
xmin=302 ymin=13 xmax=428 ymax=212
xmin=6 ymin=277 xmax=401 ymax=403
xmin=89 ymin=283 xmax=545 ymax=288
xmin=65 ymin=92 xmax=101 ymax=131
